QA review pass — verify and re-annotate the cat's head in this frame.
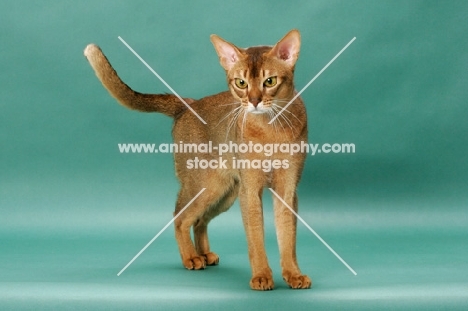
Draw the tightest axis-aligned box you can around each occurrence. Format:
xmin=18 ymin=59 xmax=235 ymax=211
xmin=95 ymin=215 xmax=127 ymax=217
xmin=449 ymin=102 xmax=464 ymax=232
xmin=211 ymin=29 xmax=300 ymax=115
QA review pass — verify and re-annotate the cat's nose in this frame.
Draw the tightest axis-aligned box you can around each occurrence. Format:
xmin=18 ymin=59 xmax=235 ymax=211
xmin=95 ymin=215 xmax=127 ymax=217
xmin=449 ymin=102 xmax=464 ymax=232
xmin=249 ymin=97 xmax=261 ymax=107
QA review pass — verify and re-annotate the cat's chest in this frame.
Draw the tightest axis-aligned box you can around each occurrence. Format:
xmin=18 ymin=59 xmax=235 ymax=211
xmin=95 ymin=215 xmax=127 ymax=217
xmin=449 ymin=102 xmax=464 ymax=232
xmin=242 ymin=123 xmax=269 ymax=139
xmin=239 ymin=118 xmax=299 ymax=144
xmin=238 ymin=124 xmax=293 ymax=144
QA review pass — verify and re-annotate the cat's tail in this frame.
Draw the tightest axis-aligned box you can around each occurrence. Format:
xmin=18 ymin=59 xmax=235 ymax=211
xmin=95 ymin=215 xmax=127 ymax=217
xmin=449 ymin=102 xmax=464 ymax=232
xmin=84 ymin=44 xmax=193 ymax=117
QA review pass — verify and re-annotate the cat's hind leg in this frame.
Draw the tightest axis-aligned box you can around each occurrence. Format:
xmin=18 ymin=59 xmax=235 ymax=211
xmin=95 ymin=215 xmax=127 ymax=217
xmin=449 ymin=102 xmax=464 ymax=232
xmin=193 ymin=181 xmax=239 ymax=265
xmin=174 ymin=178 xmax=236 ymax=270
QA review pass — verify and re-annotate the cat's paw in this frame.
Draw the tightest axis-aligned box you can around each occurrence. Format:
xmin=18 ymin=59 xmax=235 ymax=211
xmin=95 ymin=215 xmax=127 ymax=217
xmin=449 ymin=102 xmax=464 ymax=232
xmin=283 ymin=273 xmax=312 ymax=289
xmin=183 ymin=255 xmax=206 ymax=270
xmin=202 ymin=252 xmax=219 ymax=266
xmin=250 ymin=275 xmax=275 ymax=291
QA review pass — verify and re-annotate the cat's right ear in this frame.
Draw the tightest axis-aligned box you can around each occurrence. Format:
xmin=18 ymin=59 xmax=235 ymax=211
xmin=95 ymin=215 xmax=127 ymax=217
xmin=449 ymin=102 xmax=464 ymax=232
xmin=210 ymin=35 xmax=243 ymax=71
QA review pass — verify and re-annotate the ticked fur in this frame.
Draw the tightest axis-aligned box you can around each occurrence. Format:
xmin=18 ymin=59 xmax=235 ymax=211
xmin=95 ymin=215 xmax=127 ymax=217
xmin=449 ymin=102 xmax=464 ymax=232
xmin=85 ymin=29 xmax=311 ymax=290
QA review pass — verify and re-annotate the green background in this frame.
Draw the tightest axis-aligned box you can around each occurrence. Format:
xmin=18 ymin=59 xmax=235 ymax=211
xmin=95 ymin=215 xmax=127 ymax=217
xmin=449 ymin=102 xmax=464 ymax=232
xmin=1 ymin=0 xmax=467 ymax=310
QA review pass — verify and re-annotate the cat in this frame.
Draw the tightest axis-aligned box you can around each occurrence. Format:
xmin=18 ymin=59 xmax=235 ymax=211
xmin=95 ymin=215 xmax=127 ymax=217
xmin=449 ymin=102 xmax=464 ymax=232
xmin=84 ymin=29 xmax=311 ymax=290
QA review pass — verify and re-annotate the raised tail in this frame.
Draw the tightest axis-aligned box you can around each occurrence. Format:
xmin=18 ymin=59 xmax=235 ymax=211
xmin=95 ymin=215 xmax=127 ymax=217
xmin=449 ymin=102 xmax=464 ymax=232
xmin=84 ymin=44 xmax=193 ymax=117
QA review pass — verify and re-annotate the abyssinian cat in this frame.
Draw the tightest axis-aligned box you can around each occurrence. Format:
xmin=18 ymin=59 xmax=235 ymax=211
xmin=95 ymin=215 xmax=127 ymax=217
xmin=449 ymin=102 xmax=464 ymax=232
xmin=84 ymin=29 xmax=310 ymax=290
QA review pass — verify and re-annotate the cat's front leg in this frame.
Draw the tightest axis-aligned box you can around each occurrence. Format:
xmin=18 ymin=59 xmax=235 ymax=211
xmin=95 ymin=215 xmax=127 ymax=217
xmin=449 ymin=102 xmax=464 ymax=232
xmin=271 ymin=169 xmax=312 ymax=289
xmin=239 ymin=172 xmax=274 ymax=290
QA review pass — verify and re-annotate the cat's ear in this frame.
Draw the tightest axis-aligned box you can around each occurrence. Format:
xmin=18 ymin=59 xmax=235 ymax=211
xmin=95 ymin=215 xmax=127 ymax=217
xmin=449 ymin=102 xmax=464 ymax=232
xmin=268 ymin=29 xmax=301 ymax=67
xmin=210 ymin=35 xmax=243 ymax=71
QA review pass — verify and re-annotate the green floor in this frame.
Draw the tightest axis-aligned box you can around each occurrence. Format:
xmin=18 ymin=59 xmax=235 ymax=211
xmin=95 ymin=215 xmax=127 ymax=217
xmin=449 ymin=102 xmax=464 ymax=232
xmin=2 ymin=191 xmax=467 ymax=310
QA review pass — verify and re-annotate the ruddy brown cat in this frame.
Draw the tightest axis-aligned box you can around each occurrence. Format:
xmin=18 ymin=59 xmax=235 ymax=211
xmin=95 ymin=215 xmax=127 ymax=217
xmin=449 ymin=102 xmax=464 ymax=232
xmin=84 ymin=29 xmax=311 ymax=290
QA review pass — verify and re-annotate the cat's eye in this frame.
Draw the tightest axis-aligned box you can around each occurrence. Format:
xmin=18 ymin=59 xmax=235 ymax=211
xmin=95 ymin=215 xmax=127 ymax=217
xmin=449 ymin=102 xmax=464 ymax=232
xmin=264 ymin=76 xmax=277 ymax=87
xmin=234 ymin=78 xmax=248 ymax=89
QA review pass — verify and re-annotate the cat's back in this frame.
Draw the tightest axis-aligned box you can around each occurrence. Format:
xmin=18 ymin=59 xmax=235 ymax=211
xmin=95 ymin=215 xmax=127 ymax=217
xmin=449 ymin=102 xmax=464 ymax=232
xmin=173 ymin=90 xmax=236 ymax=141
xmin=194 ymin=90 xmax=234 ymax=113
xmin=175 ymin=90 xmax=235 ymax=124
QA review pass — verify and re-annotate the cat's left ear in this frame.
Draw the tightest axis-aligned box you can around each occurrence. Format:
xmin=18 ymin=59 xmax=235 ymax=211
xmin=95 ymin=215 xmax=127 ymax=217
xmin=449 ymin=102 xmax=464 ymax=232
xmin=268 ymin=29 xmax=301 ymax=67
xmin=210 ymin=34 xmax=244 ymax=71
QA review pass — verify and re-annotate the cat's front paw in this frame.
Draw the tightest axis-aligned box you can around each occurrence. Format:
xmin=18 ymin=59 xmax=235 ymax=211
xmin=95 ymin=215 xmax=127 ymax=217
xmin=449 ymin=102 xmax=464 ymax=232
xmin=250 ymin=274 xmax=275 ymax=291
xmin=202 ymin=252 xmax=219 ymax=266
xmin=183 ymin=255 xmax=206 ymax=270
xmin=283 ymin=273 xmax=312 ymax=289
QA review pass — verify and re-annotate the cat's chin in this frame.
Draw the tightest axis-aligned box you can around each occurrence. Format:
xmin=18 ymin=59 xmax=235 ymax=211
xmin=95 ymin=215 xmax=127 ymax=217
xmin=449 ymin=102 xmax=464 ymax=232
xmin=248 ymin=109 xmax=268 ymax=115
xmin=246 ymin=104 xmax=270 ymax=115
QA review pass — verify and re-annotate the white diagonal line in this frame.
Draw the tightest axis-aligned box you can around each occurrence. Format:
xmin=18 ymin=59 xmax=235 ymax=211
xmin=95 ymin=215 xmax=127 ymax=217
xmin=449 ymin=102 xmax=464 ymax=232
xmin=117 ymin=188 xmax=206 ymax=276
xmin=118 ymin=36 xmax=207 ymax=125
xmin=269 ymin=37 xmax=356 ymax=124
xmin=268 ymin=188 xmax=357 ymax=276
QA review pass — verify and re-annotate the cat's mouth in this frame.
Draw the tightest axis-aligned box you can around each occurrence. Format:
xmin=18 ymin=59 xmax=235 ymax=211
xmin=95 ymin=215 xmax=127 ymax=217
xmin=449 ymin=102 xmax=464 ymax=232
xmin=248 ymin=108 xmax=268 ymax=115
xmin=246 ymin=102 xmax=270 ymax=115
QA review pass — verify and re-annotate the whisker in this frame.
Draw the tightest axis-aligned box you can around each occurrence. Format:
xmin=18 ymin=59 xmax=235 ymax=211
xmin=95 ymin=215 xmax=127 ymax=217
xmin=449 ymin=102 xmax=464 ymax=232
xmin=273 ymin=98 xmax=300 ymax=112
xmin=274 ymin=105 xmax=299 ymax=136
xmin=276 ymin=107 xmax=294 ymax=129
xmin=225 ymin=107 xmax=243 ymax=142
xmin=271 ymin=106 xmax=286 ymax=134
xmin=216 ymin=105 xmax=242 ymax=128
xmin=279 ymin=113 xmax=297 ymax=135
xmin=267 ymin=109 xmax=278 ymax=134
xmin=273 ymin=103 xmax=303 ymax=125
xmin=274 ymin=98 xmax=296 ymax=103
